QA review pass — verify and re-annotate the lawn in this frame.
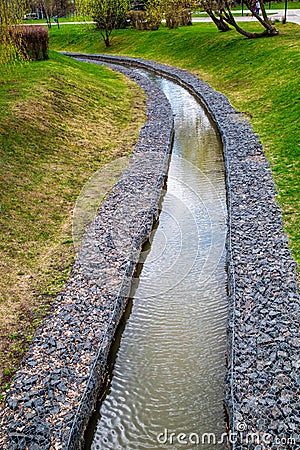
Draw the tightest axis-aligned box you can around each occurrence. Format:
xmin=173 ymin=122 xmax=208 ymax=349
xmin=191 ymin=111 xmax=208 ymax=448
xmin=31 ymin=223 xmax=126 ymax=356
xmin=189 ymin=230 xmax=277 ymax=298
xmin=50 ymin=21 xmax=300 ymax=268
xmin=0 ymin=51 xmax=145 ymax=400
xmin=1 ymin=18 xmax=299 ymax=400
xmin=23 ymin=15 xmax=94 ymax=24
xmin=259 ymin=0 xmax=300 ymax=8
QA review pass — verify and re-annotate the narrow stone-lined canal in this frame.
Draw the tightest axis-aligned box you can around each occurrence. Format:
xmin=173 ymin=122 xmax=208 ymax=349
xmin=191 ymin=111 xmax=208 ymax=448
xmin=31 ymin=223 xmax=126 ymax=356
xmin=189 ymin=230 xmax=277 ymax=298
xmin=87 ymin=71 xmax=228 ymax=449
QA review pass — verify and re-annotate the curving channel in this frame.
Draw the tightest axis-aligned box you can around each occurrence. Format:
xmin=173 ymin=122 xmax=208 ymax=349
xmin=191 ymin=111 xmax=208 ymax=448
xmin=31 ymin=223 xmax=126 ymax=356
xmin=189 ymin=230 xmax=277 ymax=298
xmin=86 ymin=71 xmax=228 ymax=449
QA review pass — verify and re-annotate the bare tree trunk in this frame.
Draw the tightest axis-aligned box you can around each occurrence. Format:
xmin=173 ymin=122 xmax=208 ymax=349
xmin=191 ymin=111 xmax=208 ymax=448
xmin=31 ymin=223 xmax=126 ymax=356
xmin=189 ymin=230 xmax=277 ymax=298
xmin=259 ymin=0 xmax=270 ymax=22
xmin=40 ymin=0 xmax=51 ymax=28
xmin=222 ymin=1 xmax=278 ymax=37
xmin=206 ymin=9 xmax=231 ymax=31
xmin=99 ymin=26 xmax=112 ymax=47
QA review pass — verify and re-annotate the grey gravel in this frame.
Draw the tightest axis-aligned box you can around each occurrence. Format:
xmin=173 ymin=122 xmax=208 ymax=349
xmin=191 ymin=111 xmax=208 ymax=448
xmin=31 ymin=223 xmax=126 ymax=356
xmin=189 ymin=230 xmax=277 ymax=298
xmin=0 ymin=54 xmax=299 ymax=450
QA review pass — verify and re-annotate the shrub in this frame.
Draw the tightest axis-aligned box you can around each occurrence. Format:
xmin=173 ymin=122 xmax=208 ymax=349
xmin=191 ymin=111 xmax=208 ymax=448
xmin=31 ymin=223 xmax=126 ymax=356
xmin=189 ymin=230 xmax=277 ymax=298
xmin=127 ymin=10 xmax=148 ymax=30
xmin=145 ymin=0 xmax=163 ymax=30
xmin=127 ymin=0 xmax=162 ymax=31
xmin=165 ymin=10 xmax=180 ymax=28
xmin=10 ymin=26 xmax=49 ymax=61
xmin=180 ymin=8 xmax=192 ymax=26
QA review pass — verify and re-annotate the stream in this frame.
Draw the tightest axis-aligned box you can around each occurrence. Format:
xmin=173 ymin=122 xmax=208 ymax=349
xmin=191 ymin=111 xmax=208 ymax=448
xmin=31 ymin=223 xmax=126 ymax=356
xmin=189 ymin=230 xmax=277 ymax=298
xmin=86 ymin=70 xmax=228 ymax=449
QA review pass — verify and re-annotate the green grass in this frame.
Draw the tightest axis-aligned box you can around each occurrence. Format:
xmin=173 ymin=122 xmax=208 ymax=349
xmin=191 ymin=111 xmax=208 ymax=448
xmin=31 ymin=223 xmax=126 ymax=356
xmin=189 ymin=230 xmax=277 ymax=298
xmin=50 ymin=22 xmax=300 ymax=267
xmin=23 ymin=15 xmax=93 ymax=24
xmin=0 ymin=50 xmax=145 ymax=399
xmin=230 ymin=1 xmax=300 ymax=9
xmin=1 ymin=19 xmax=299 ymax=401
xmin=264 ymin=1 xmax=300 ymax=8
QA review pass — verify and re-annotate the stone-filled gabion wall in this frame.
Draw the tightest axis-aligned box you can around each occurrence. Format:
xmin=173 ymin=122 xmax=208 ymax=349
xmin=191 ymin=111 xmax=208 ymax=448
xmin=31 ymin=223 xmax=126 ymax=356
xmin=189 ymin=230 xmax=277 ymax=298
xmin=1 ymin=54 xmax=299 ymax=450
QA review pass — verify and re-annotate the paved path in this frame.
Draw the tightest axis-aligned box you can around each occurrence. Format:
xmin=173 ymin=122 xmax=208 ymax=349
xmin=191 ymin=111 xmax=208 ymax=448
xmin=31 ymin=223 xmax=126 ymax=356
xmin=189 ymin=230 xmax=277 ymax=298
xmin=192 ymin=8 xmax=300 ymax=25
xmin=269 ymin=7 xmax=300 ymax=23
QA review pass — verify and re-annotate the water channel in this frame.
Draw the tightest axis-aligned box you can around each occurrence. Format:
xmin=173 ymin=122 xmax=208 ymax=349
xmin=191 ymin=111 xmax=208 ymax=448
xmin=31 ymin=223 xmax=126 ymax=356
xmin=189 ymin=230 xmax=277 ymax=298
xmin=86 ymin=71 xmax=228 ymax=449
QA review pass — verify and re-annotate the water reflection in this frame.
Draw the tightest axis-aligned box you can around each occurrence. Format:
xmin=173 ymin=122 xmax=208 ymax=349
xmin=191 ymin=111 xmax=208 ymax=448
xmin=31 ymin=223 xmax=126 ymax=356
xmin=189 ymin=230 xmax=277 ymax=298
xmin=89 ymin=72 xmax=227 ymax=450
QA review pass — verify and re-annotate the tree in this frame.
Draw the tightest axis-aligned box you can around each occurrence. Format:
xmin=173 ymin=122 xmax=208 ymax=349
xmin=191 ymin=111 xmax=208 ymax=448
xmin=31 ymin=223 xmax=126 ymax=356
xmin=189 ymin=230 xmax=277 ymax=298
xmin=51 ymin=0 xmax=75 ymax=17
xmin=162 ymin=0 xmax=192 ymax=29
xmin=198 ymin=0 xmax=278 ymax=37
xmin=200 ymin=2 xmax=230 ymax=32
xmin=31 ymin=0 xmax=74 ymax=28
xmin=164 ymin=0 xmax=181 ymax=28
xmin=39 ymin=0 xmax=56 ymax=28
xmin=0 ymin=0 xmax=25 ymax=29
xmin=78 ymin=0 xmax=130 ymax=46
xmin=128 ymin=0 xmax=163 ymax=30
xmin=145 ymin=0 xmax=163 ymax=29
xmin=0 ymin=0 xmax=27 ymax=69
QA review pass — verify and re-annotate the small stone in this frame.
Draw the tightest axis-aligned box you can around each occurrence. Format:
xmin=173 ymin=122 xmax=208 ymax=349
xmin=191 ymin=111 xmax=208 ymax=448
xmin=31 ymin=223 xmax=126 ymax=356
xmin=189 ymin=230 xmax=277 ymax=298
xmin=7 ymin=398 xmax=18 ymax=410
xmin=24 ymin=376 xmax=39 ymax=385
xmin=33 ymin=398 xmax=44 ymax=407
xmin=271 ymin=406 xmax=282 ymax=419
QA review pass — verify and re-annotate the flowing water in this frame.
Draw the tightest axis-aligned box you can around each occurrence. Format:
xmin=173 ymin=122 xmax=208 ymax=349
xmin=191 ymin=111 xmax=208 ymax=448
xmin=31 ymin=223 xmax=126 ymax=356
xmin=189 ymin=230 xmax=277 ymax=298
xmin=87 ymin=72 xmax=228 ymax=449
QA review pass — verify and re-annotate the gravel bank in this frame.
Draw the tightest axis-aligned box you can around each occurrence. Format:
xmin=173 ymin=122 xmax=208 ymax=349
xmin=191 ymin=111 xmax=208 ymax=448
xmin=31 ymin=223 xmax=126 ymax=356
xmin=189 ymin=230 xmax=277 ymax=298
xmin=1 ymin=55 xmax=299 ymax=450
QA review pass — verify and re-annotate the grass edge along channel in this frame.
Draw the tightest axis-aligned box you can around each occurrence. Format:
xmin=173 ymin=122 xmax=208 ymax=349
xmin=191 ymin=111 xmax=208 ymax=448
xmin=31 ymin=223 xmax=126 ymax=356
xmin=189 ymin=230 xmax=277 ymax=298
xmin=50 ymin=20 xmax=300 ymax=272
xmin=0 ymin=50 xmax=146 ymax=402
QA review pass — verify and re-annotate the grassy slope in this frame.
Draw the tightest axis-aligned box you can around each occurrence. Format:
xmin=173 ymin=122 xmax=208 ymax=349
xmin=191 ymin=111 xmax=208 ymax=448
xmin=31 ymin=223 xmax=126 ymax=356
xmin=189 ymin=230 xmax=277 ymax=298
xmin=0 ymin=51 xmax=145 ymax=399
xmin=51 ymin=22 xmax=300 ymax=269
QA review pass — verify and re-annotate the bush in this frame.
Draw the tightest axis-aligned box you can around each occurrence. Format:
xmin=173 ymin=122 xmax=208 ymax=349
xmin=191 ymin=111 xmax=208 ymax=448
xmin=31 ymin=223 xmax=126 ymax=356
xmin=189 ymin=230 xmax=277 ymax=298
xmin=127 ymin=10 xmax=148 ymax=29
xmin=127 ymin=9 xmax=161 ymax=30
xmin=165 ymin=10 xmax=181 ymax=28
xmin=10 ymin=26 xmax=49 ymax=61
xmin=180 ymin=8 xmax=192 ymax=26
